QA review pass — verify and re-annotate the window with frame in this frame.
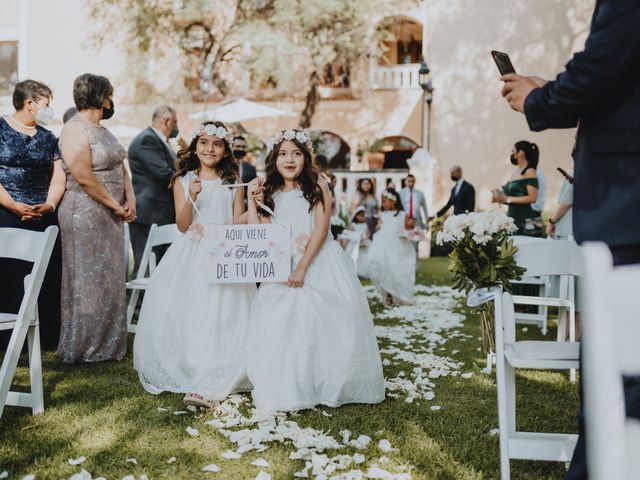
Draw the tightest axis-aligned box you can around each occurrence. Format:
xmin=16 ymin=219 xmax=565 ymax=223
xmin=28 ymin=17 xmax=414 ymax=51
xmin=0 ymin=41 xmax=19 ymax=97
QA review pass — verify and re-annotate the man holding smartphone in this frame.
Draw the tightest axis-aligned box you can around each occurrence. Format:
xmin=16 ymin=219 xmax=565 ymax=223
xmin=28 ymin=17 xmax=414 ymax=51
xmin=500 ymin=1 xmax=640 ymax=478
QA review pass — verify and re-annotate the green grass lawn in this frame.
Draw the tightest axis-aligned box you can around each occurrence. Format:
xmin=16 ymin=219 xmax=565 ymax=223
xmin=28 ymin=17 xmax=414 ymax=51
xmin=0 ymin=257 xmax=579 ymax=479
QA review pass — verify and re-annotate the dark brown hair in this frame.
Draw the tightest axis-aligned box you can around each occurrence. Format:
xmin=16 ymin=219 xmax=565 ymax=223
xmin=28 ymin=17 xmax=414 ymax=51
xmin=170 ymin=121 xmax=237 ymax=187
xmin=12 ymin=80 xmax=52 ymax=110
xmin=73 ymin=73 xmax=113 ymax=110
xmin=356 ymin=177 xmax=375 ymax=196
xmin=381 ymin=188 xmax=403 ymax=216
xmin=261 ymin=131 xmax=324 ymax=215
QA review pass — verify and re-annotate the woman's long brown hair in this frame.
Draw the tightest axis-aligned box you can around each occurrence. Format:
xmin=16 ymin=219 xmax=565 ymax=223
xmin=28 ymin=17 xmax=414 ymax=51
xmin=260 ymin=132 xmax=324 ymax=215
xmin=170 ymin=120 xmax=237 ymax=187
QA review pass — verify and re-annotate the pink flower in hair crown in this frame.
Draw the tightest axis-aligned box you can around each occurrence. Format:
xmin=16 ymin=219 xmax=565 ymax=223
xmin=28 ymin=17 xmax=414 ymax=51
xmin=266 ymin=129 xmax=313 ymax=153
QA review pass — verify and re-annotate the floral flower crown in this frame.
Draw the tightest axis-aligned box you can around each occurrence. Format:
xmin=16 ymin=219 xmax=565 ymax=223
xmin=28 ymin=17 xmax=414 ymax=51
xmin=266 ymin=129 xmax=313 ymax=154
xmin=191 ymin=123 xmax=234 ymax=147
xmin=382 ymin=190 xmax=397 ymax=201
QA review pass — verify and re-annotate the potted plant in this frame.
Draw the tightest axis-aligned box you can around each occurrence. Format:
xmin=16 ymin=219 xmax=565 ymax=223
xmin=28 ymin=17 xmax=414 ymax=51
xmin=365 ymin=138 xmax=386 ymax=170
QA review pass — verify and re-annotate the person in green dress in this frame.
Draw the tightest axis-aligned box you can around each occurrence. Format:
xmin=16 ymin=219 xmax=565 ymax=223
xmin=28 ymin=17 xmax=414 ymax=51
xmin=492 ymin=140 xmax=539 ymax=234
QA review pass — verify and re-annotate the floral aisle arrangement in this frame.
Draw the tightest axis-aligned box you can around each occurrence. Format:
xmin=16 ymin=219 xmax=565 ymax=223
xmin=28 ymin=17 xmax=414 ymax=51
xmin=436 ymin=210 xmax=525 ymax=354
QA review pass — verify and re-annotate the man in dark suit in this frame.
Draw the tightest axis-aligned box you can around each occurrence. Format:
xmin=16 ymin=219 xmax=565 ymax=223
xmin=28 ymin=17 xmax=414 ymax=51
xmin=127 ymin=105 xmax=179 ymax=276
xmin=233 ymin=135 xmax=257 ymax=185
xmin=433 ymin=166 xmax=475 ymax=218
xmin=501 ymin=2 xmax=640 ymax=477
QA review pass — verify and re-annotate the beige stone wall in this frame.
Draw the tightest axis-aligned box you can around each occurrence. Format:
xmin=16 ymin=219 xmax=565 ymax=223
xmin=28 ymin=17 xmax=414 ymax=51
xmin=1 ymin=0 xmax=595 ymax=213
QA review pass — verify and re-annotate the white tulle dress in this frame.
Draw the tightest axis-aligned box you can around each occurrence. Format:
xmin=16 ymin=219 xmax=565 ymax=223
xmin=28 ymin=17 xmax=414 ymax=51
xmin=367 ymin=211 xmax=416 ymax=304
xmin=245 ymin=188 xmax=385 ymax=413
xmin=134 ymin=171 xmax=256 ymax=399
xmin=351 ymin=222 xmax=371 ymax=279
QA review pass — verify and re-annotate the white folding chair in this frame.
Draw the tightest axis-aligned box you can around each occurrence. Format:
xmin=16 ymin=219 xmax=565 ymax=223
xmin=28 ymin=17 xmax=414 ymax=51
xmin=489 ymin=287 xmax=579 ymax=480
xmin=581 ymin=244 xmax=640 ymax=480
xmin=511 ymin=236 xmax=551 ymax=334
xmin=126 ymin=223 xmax=180 ymax=333
xmin=339 ymin=229 xmax=362 ymax=267
xmin=0 ymin=226 xmax=58 ymax=419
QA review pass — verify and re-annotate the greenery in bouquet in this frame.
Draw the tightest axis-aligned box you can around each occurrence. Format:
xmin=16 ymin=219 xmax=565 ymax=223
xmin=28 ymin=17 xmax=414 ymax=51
xmin=436 ymin=210 xmax=526 ymax=353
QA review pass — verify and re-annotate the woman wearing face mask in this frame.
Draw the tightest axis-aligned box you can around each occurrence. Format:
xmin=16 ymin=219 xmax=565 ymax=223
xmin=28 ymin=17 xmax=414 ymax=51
xmin=0 ymin=80 xmax=65 ymax=350
xmin=57 ymin=73 xmax=135 ymax=363
xmin=491 ymin=141 xmax=540 ymax=235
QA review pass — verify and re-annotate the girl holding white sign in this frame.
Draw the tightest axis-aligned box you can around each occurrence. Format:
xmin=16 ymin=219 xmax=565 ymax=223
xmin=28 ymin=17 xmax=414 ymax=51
xmin=245 ymin=129 xmax=385 ymax=413
xmin=134 ymin=121 xmax=255 ymax=408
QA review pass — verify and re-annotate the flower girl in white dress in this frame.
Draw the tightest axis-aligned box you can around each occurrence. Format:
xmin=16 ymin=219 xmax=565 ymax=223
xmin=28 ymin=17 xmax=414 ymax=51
xmin=367 ymin=188 xmax=416 ymax=305
xmin=349 ymin=206 xmax=371 ymax=278
xmin=134 ymin=121 xmax=255 ymax=407
xmin=245 ymin=129 xmax=385 ymax=413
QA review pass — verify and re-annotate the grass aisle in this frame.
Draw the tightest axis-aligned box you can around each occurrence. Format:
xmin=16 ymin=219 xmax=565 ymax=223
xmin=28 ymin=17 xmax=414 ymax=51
xmin=1 ymin=258 xmax=579 ymax=479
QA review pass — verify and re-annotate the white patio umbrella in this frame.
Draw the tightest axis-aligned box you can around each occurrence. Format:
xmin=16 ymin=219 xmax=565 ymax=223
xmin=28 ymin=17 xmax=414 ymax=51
xmin=189 ymin=97 xmax=296 ymax=123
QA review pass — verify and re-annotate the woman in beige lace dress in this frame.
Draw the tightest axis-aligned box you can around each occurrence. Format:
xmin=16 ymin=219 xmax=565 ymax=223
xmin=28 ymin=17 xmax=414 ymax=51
xmin=57 ymin=74 xmax=136 ymax=363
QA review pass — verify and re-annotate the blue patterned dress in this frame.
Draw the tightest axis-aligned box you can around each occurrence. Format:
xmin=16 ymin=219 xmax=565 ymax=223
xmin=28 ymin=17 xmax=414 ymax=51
xmin=0 ymin=117 xmax=62 ymax=350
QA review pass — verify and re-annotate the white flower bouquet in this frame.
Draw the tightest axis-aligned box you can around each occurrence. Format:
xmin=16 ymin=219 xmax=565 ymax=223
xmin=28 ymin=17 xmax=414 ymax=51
xmin=330 ymin=216 xmax=346 ymax=239
xmin=437 ymin=210 xmax=525 ymax=353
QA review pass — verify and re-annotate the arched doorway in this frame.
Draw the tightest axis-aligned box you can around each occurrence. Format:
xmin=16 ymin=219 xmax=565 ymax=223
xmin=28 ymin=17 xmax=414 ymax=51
xmin=378 ymin=135 xmax=419 ymax=169
xmin=310 ymin=130 xmax=351 ymax=170
xmin=377 ymin=16 xmax=424 ymax=66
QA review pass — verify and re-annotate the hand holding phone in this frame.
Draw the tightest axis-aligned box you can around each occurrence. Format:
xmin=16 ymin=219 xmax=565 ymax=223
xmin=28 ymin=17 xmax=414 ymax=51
xmin=557 ymin=167 xmax=574 ymax=184
xmin=491 ymin=50 xmax=516 ymax=76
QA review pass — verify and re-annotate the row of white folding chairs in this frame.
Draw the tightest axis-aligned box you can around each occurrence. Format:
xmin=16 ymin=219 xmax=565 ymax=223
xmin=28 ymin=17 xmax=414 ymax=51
xmin=125 ymin=223 xmax=181 ymax=333
xmin=0 ymin=226 xmax=58 ymax=420
xmin=488 ymin=240 xmax=639 ymax=480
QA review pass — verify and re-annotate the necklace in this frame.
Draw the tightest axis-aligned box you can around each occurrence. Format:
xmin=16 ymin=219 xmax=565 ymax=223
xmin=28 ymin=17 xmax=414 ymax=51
xmin=8 ymin=115 xmax=36 ymax=130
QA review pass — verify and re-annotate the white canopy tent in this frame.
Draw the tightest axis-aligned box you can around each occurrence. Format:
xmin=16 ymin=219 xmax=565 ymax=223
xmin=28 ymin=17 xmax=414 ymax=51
xmin=189 ymin=97 xmax=296 ymax=123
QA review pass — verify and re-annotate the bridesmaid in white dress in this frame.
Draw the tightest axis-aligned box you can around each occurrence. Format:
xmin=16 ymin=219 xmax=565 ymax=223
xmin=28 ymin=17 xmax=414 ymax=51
xmin=350 ymin=206 xmax=371 ymax=278
xmin=133 ymin=122 xmax=255 ymax=407
xmin=367 ymin=188 xmax=416 ymax=305
xmin=245 ymin=129 xmax=385 ymax=414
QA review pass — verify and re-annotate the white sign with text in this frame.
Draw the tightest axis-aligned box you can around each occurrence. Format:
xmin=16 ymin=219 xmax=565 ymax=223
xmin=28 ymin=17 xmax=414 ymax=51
xmin=206 ymin=224 xmax=291 ymax=283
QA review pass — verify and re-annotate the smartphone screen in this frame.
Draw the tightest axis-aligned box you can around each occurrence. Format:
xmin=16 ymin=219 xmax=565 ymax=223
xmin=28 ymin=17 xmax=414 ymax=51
xmin=491 ymin=50 xmax=516 ymax=75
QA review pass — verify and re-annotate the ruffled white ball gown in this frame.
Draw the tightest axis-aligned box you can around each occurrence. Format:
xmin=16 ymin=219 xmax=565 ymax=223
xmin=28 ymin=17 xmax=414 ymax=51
xmin=367 ymin=211 xmax=416 ymax=304
xmin=246 ymin=188 xmax=385 ymax=413
xmin=134 ymin=171 xmax=255 ymax=399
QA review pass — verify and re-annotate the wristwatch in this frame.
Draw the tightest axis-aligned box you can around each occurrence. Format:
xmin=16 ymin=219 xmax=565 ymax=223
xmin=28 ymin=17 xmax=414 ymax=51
xmin=506 ymin=196 xmax=512 ymax=204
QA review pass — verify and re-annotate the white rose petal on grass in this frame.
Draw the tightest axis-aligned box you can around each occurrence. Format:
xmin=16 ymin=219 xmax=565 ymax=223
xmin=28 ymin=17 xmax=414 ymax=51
xmin=0 ymin=472 xmax=7 ymax=479
xmin=430 ymin=406 xmax=442 ymax=411
xmin=126 ymin=458 xmax=137 ymax=465
xmin=489 ymin=428 xmax=500 ymax=436
xmin=353 ymin=453 xmax=366 ymax=464
xmin=251 ymin=458 xmax=270 ymax=468
xmin=68 ymin=456 xmax=86 ymax=466
xmin=378 ymin=439 xmax=393 ymax=453
xmin=186 ymin=426 xmax=200 ymax=437
xmin=255 ymin=471 xmax=271 ymax=480
xmin=522 ymin=327 xmax=529 ymax=332
xmin=349 ymin=434 xmax=371 ymax=449
xmin=321 ymin=410 xmax=332 ymax=417
xmin=22 ymin=476 xmax=35 ymax=480
xmin=167 ymin=457 xmax=177 ymax=464
xmin=122 ymin=476 xmax=135 ymax=480
xmin=157 ymin=406 xmax=169 ymax=412
xmin=365 ymin=467 xmax=393 ymax=479
xmin=174 ymin=410 xmax=188 ymax=416
xmin=186 ymin=405 xmax=198 ymax=412
xmin=461 ymin=373 xmax=474 ymax=379
xmin=205 ymin=419 xmax=225 ymax=429
xmin=69 ymin=469 xmax=92 ymax=480
xmin=202 ymin=464 xmax=221 ymax=473
xmin=221 ymin=450 xmax=241 ymax=460
xmin=293 ymin=469 xmax=309 ymax=478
